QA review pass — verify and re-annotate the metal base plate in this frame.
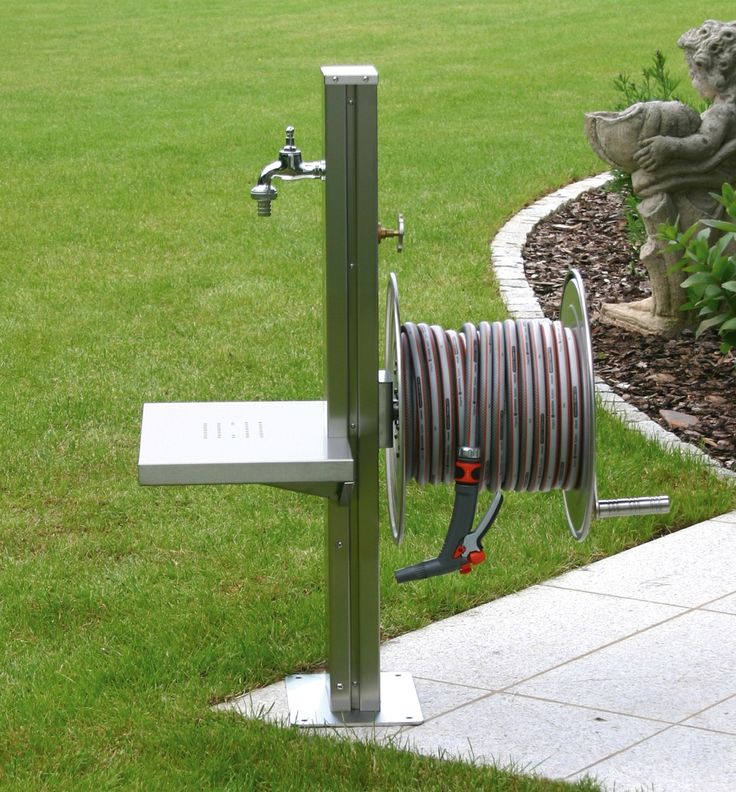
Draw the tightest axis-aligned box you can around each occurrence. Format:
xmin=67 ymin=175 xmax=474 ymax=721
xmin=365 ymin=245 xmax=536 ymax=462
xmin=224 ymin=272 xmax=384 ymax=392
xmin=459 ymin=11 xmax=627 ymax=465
xmin=285 ymin=672 xmax=423 ymax=727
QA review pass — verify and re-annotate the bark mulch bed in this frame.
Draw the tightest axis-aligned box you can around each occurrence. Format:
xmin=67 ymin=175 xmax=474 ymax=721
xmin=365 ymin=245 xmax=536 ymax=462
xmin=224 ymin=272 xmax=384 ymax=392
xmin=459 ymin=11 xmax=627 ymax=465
xmin=522 ymin=187 xmax=736 ymax=472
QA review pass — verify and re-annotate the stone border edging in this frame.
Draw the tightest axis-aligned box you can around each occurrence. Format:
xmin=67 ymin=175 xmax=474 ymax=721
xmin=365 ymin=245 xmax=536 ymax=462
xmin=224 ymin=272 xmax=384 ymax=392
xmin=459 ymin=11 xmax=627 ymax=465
xmin=490 ymin=172 xmax=736 ymax=481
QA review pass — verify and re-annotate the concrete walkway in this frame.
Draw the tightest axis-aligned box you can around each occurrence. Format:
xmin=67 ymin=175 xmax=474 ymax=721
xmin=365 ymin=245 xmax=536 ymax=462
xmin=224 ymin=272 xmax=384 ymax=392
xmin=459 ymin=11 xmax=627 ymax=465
xmin=222 ymin=511 xmax=736 ymax=791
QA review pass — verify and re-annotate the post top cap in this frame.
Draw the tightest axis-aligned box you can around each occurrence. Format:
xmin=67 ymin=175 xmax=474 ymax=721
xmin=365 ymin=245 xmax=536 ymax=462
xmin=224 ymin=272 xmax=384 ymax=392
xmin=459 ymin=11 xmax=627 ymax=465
xmin=321 ymin=65 xmax=378 ymax=85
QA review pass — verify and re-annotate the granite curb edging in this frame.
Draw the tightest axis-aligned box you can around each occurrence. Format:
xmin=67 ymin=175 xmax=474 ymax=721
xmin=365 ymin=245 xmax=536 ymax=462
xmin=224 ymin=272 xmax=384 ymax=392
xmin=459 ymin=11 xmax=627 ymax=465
xmin=489 ymin=172 xmax=736 ymax=481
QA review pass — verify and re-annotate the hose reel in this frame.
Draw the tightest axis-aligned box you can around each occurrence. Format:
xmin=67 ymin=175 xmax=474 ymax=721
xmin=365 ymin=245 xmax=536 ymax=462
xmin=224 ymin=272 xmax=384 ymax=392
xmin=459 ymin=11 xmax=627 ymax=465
xmin=384 ymin=268 xmax=670 ymax=583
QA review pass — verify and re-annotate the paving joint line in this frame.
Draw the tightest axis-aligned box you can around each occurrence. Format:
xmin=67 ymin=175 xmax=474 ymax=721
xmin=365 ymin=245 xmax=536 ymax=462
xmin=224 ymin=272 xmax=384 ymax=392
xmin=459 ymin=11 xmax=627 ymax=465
xmin=388 ymin=586 xmax=734 ymax=727
xmin=563 ymin=697 xmax=736 ymax=783
xmin=395 ymin=686 xmax=501 ymax=733
xmin=562 ymin=722 xmax=676 ymax=782
xmin=390 ymin=600 xmax=712 ymax=729
xmin=670 ymin=691 xmax=736 ymax=735
xmin=506 ymin=690 xmax=676 ymax=727
xmin=538 ymin=581 xmax=692 ymax=610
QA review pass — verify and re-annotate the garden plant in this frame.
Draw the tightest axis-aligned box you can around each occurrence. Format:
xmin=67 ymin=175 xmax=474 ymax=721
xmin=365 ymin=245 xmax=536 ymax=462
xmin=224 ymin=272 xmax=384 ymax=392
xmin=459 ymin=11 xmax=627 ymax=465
xmin=662 ymin=181 xmax=736 ymax=355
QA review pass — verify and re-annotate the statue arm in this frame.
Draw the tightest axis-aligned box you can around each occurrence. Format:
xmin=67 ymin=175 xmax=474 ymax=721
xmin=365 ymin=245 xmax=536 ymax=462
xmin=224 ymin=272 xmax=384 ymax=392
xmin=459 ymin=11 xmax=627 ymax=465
xmin=634 ymin=104 xmax=736 ymax=171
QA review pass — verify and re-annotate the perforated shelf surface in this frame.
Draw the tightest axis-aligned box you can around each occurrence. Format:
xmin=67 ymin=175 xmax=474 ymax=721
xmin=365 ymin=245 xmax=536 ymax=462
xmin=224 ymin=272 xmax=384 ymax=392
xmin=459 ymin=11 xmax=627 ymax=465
xmin=138 ymin=401 xmax=354 ymax=486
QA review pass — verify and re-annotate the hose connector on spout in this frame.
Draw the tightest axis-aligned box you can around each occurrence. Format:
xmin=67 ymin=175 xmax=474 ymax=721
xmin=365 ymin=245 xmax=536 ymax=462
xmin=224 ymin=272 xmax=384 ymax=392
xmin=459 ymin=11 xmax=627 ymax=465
xmin=250 ymin=183 xmax=278 ymax=216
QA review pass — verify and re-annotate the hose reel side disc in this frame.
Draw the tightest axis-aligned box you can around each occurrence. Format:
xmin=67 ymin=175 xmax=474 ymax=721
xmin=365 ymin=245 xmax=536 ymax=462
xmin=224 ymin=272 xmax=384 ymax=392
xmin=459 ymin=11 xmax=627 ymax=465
xmin=559 ymin=269 xmax=596 ymax=542
xmin=385 ymin=272 xmax=406 ymax=544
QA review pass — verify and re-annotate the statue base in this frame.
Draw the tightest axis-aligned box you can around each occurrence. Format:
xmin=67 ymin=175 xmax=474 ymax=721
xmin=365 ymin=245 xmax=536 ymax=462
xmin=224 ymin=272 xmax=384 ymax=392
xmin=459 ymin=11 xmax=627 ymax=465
xmin=599 ymin=297 xmax=686 ymax=337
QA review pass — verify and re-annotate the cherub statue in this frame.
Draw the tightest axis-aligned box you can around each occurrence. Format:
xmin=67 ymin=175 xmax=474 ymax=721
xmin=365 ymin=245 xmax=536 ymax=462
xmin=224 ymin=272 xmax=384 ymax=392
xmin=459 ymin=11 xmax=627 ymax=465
xmin=585 ymin=20 xmax=736 ymax=335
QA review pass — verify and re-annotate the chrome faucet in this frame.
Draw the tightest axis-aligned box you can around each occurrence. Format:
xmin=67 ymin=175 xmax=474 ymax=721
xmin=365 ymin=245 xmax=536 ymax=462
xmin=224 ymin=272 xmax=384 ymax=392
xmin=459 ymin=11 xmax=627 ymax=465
xmin=250 ymin=126 xmax=326 ymax=216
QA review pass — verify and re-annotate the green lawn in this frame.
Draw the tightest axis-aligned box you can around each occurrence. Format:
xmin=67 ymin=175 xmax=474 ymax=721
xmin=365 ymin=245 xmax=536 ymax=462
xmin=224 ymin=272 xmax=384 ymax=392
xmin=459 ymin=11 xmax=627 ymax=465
xmin=2 ymin=1 xmax=735 ymax=789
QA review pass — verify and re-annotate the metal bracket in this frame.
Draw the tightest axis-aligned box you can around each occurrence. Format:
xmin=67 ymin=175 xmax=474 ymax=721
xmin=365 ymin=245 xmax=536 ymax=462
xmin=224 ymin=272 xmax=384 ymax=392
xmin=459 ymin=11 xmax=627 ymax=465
xmin=338 ymin=481 xmax=355 ymax=506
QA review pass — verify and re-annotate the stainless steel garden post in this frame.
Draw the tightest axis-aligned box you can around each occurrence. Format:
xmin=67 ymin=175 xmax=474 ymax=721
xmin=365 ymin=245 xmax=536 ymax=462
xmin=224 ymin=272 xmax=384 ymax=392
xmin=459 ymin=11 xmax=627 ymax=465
xmin=285 ymin=67 xmax=420 ymax=726
xmin=322 ymin=65 xmax=380 ymax=714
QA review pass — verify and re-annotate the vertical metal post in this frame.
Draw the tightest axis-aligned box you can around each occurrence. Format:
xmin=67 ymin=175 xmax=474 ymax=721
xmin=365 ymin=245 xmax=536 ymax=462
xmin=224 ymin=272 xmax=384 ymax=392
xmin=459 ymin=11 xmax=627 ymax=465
xmin=285 ymin=66 xmax=421 ymax=727
xmin=323 ymin=65 xmax=380 ymax=714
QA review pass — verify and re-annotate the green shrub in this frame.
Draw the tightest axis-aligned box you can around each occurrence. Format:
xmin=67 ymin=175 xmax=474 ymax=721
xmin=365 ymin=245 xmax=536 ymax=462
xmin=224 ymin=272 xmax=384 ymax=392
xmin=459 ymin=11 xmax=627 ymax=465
xmin=612 ymin=50 xmax=683 ymax=110
xmin=661 ymin=182 xmax=736 ymax=355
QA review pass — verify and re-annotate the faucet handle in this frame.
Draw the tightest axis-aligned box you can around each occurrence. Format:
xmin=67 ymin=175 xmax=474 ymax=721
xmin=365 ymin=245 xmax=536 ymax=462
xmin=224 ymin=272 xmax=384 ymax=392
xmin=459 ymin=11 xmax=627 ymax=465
xmin=280 ymin=125 xmax=302 ymax=170
xmin=378 ymin=213 xmax=405 ymax=253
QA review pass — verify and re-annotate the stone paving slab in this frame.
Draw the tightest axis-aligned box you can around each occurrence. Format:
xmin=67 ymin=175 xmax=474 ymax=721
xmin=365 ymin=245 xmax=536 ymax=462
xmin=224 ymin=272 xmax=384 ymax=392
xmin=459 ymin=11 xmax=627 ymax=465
xmin=568 ymin=725 xmax=736 ymax=792
xmin=379 ymin=585 xmax=681 ymax=690
xmin=510 ymin=608 xmax=736 ymax=723
xmin=399 ymin=692 xmax=665 ymax=782
xmin=703 ymin=593 xmax=736 ymax=615
xmin=681 ymin=695 xmax=736 ymax=735
xmin=541 ymin=518 xmax=736 ymax=607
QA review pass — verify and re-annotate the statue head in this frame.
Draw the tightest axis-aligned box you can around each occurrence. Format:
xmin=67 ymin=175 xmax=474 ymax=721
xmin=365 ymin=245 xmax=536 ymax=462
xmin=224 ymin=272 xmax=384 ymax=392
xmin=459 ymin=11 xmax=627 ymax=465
xmin=678 ymin=20 xmax=736 ymax=100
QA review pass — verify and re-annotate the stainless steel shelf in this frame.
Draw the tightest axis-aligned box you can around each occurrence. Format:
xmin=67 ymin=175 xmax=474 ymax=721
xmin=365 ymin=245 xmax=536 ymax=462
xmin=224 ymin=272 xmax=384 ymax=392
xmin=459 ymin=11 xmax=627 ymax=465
xmin=138 ymin=400 xmax=353 ymax=486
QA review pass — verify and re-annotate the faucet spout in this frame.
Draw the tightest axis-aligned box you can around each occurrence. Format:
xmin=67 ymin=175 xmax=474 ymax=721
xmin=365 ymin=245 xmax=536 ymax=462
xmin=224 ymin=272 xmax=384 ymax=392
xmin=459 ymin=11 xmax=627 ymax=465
xmin=250 ymin=126 xmax=325 ymax=216
xmin=257 ymin=159 xmax=286 ymax=186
